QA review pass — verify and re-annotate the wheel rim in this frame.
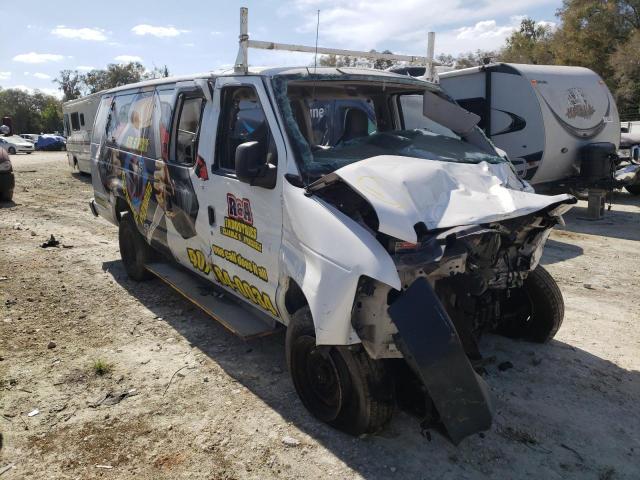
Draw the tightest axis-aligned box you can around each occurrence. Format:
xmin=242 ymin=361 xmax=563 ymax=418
xmin=291 ymin=335 xmax=348 ymax=422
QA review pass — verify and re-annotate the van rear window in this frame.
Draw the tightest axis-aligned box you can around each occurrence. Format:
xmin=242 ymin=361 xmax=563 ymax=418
xmin=106 ymin=91 xmax=156 ymax=158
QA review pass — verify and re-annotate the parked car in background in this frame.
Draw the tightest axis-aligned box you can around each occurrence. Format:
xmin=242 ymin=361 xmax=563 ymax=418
xmin=0 ymin=135 xmax=35 ymax=154
xmin=0 ymin=146 xmax=14 ymax=201
xmin=20 ymin=133 xmax=41 ymax=144
xmin=35 ymin=134 xmax=66 ymax=151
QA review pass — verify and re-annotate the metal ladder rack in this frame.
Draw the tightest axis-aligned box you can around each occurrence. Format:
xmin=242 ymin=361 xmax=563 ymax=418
xmin=233 ymin=7 xmax=439 ymax=80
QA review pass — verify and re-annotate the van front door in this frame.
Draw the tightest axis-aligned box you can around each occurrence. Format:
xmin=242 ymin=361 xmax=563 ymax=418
xmin=202 ymin=76 xmax=284 ymax=320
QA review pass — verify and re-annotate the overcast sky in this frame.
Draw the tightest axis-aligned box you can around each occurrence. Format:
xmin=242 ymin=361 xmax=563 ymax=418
xmin=0 ymin=0 xmax=561 ymax=98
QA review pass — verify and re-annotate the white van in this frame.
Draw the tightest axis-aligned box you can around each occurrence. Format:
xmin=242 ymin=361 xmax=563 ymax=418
xmin=63 ymin=93 xmax=101 ymax=174
xmin=88 ymin=64 xmax=577 ymax=443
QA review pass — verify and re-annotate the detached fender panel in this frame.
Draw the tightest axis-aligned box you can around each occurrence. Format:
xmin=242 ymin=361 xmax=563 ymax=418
xmin=389 ymin=277 xmax=493 ymax=444
xmin=282 ymin=181 xmax=401 ymax=346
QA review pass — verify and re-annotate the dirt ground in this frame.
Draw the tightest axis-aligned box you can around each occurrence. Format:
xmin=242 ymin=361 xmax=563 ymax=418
xmin=1 ymin=151 xmax=639 ymax=479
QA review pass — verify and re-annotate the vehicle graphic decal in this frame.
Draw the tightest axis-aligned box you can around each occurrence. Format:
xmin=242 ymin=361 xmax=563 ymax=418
xmin=187 ymin=247 xmax=212 ymax=275
xmin=220 ymin=193 xmax=262 ymax=252
xmin=226 ymin=193 xmax=253 ymax=224
xmin=212 ymin=244 xmax=268 ymax=282
xmin=212 ymin=265 xmax=279 ymax=317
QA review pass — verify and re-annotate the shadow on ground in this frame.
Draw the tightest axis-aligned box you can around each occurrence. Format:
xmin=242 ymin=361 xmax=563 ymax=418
xmin=103 ymin=259 xmax=640 ymax=479
xmin=559 ymin=192 xmax=640 ymax=242
xmin=0 ymin=200 xmax=17 ymax=209
xmin=70 ymin=172 xmax=92 ymax=184
xmin=540 ymin=239 xmax=584 ymax=265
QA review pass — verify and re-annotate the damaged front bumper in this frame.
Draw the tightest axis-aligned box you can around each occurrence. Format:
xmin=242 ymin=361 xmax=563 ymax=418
xmin=389 ymin=277 xmax=493 ymax=444
xmin=353 ymin=197 xmax=575 ymax=444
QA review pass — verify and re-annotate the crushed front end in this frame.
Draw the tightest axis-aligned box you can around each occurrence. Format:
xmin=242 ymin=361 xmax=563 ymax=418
xmin=350 ymin=199 xmax=575 ymax=443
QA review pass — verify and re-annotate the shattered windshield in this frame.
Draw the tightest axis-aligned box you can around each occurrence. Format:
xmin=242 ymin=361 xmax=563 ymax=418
xmin=274 ymin=77 xmax=506 ymax=180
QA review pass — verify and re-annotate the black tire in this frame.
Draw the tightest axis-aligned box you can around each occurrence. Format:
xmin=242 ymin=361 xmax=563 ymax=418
xmin=0 ymin=189 xmax=12 ymax=202
xmin=7 ymin=147 xmax=15 ymax=155
xmin=498 ymin=265 xmax=564 ymax=343
xmin=118 ymin=213 xmax=155 ymax=281
xmin=625 ymin=183 xmax=640 ymax=195
xmin=286 ymin=307 xmax=394 ymax=435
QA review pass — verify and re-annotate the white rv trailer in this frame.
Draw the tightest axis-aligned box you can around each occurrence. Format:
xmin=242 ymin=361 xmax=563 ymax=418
xmin=63 ymin=92 xmax=102 ymax=174
xmin=438 ymin=63 xmax=640 ymax=193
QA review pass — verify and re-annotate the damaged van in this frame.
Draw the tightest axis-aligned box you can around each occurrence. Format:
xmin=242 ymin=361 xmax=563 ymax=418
xmin=89 ymin=65 xmax=575 ymax=444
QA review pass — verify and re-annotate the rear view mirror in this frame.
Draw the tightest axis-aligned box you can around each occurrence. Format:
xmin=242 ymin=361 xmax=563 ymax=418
xmin=423 ymin=90 xmax=480 ymax=135
xmin=235 ymin=141 xmax=276 ymax=189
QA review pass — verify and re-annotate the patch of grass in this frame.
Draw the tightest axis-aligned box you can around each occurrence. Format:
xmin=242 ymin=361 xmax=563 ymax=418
xmin=91 ymin=359 xmax=113 ymax=376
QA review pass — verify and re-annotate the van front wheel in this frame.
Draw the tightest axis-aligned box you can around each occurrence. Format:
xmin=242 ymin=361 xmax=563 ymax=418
xmin=286 ymin=307 xmax=394 ymax=435
xmin=497 ymin=265 xmax=564 ymax=343
xmin=118 ymin=213 xmax=155 ymax=281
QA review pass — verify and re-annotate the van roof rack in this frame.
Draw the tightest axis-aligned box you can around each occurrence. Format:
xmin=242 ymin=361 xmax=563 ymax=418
xmin=234 ymin=7 xmax=439 ymax=80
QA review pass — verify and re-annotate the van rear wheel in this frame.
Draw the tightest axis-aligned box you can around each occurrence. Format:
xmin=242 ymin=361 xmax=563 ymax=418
xmin=286 ymin=307 xmax=394 ymax=435
xmin=118 ymin=213 xmax=155 ymax=281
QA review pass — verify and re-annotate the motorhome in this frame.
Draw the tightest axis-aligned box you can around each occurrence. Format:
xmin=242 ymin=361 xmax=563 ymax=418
xmin=438 ymin=63 xmax=640 ymax=195
xmin=63 ymin=93 xmax=101 ymax=174
xmin=88 ymin=8 xmax=576 ymax=444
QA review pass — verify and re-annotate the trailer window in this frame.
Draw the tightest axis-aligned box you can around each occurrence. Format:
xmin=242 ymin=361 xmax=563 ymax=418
xmin=80 ymin=113 xmax=85 ymax=127
xmin=70 ymin=112 xmax=80 ymax=131
xmin=173 ymin=95 xmax=204 ymax=166
xmin=215 ymin=86 xmax=275 ymax=172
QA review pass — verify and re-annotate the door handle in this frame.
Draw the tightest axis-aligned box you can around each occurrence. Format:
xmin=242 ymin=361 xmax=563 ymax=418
xmin=208 ymin=206 xmax=215 ymax=225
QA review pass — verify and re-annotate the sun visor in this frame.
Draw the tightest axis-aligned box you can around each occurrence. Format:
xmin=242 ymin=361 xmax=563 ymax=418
xmin=423 ymin=90 xmax=480 ymax=135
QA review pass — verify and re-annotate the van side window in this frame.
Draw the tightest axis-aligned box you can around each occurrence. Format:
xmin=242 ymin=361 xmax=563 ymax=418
xmin=155 ymin=88 xmax=175 ymax=161
xmin=92 ymin=96 xmax=113 ymax=144
xmin=80 ymin=113 xmax=85 ymax=127
xmin=106 ymin=91 xmax=156 ymax=158
xmin=173 ymin=95 xmax=204 ymax=166
xmin=70 ymin=112 xmax=80 ymax=131
xmin=215 ymin=86 xmax=275 ymax=171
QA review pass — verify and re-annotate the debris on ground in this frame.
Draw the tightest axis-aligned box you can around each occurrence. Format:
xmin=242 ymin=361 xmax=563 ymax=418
xmin=0 ymin=463 xmax=15 ymax=476
xmin=47 ymin=341 xmax=56 ymax=349
xmin=40 ymin=235 xmax=60 ymax=248
xmin=498 ymin=361 xmax=514 ymax=371
xmin=282 ymin=436 xmax=301 ymax=447
xmin=88 ymin=389 xmax=138 ymax=408
xmin=27 ymin=409 xmax=39 ymax=417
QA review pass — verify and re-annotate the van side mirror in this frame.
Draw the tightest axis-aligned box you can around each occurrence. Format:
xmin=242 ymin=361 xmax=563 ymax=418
xmin=235 ymin=141 xmax=276 ymax=189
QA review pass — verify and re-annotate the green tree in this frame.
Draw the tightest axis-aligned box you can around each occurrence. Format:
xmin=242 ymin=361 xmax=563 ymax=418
xmin=501 ymin=18 xmax=556 ymax=64
xmin=552 ymin=0 xmax=637 ymax=83
xmin=0 ymin=88 xmax=63 ymax=133
xmin=53 ymin=70 xmax=83 ymax=101
xmin=610 ymin=30 xmax=640 ymax=119
xmin=82 ymin=62 xmax=147 ymax=94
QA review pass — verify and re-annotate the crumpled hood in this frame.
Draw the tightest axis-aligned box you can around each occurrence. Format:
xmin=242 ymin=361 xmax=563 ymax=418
xmin=320 ymin=155 xmax=575 ymax=242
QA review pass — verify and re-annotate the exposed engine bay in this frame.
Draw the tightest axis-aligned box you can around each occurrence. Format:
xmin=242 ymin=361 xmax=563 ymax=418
xmin=313 ymin=173 xmax=575 ymax=443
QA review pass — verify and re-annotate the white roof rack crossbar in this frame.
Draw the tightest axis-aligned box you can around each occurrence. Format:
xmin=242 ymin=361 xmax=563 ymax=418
xmin=234 ymin=7 xmax=438 ymax=79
